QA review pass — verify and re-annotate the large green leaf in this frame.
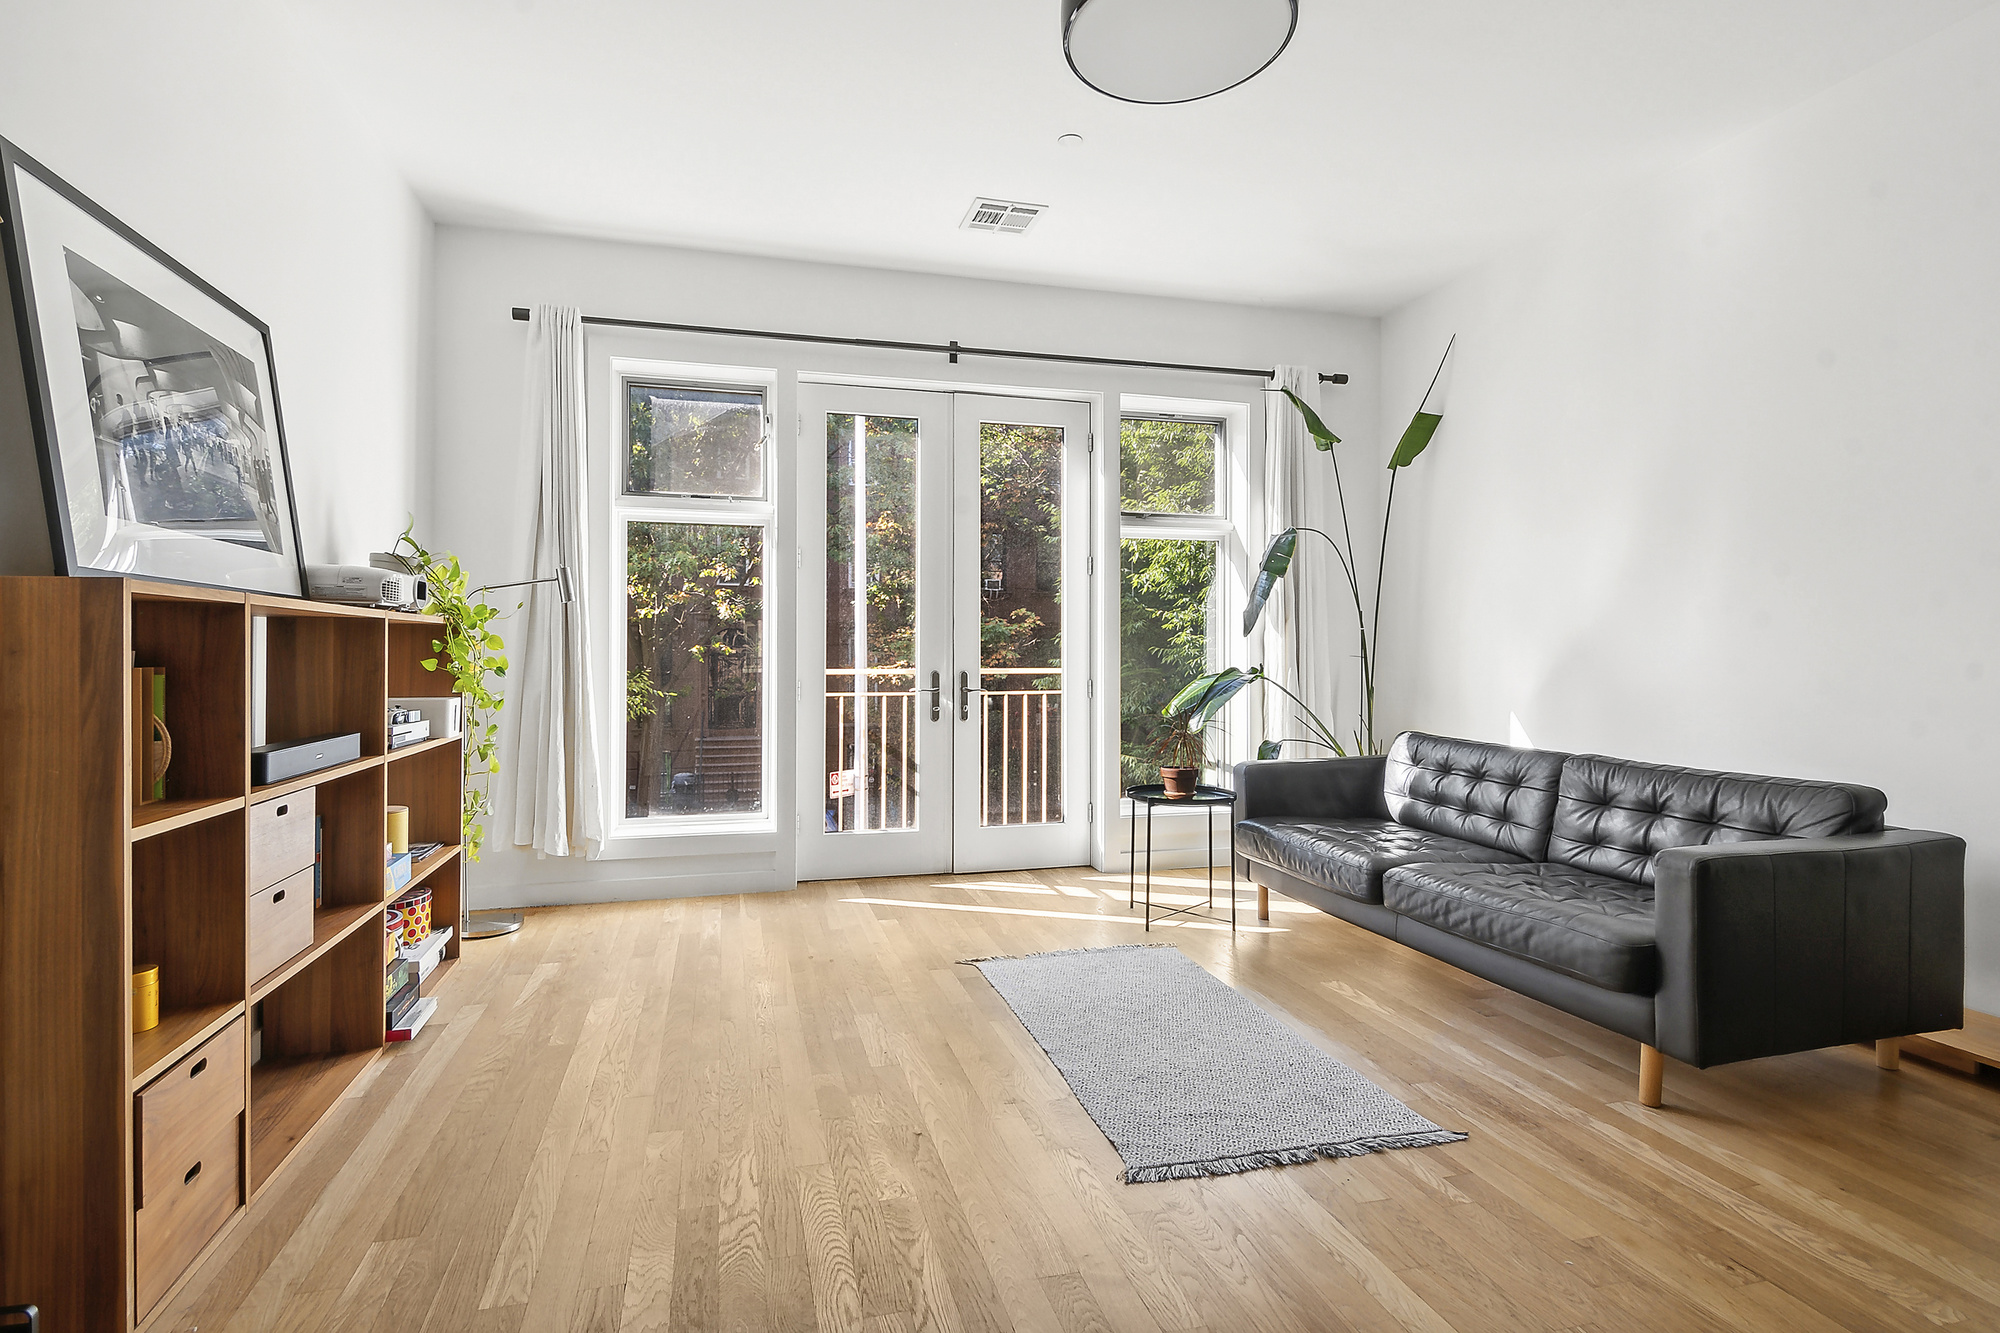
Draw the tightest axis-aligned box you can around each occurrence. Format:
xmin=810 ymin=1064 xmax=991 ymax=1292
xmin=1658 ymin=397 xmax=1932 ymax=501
xmin=1243 ymin=528 xmax=1296 ymax=636
xmin=1257 ymin=739 xmax=1284 ymax=760
xmin=1165 ymin=666 xmax=1265 ymax=731
xmin=1388 ymin=410 xmax=1442 ymax=469
xmin=1280 ymin=387 xmax=1341 ymax=451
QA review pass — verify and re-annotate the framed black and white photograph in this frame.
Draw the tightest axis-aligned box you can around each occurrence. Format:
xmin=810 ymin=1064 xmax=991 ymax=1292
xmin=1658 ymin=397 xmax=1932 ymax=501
xmin=0 ymin=136 xmax=306 ymax=594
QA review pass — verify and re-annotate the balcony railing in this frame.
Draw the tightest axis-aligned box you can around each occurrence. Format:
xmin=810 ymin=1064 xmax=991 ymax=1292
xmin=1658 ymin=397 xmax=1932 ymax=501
xmin=823 ymin=666 xmax=1063 ymax=832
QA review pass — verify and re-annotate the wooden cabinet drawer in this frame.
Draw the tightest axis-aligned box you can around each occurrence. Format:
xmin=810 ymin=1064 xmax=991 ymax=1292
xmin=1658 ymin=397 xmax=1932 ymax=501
xmin=136 ymin=1017 xmax=245 ymax=1209
xmin=249 ymin=787 xmax=316 ymax=891
xmin=135 ymin=1112 xmax=242 ymax=1319
xmin=249 ymin=866 xmax=315 ymax=982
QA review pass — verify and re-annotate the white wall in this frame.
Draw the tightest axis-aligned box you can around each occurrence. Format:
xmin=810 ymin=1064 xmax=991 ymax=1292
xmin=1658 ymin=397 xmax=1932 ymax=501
xmin=429 ymin=225 xmax=1376 ymax=907
xmin=0 ymin=0 xmax=430 ymax=569
xmin=1380 ymin=8 xmax=2000 ymax=1010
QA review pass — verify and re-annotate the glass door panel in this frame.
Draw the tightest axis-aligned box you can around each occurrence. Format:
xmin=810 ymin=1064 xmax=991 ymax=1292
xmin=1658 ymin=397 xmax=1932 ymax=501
xmin=825 ymin=412 xmax=919 ymax=833
xmin=953 ymin=396 xmax=1091 ymax=871
xmin=798 ymin=385 xmax=954 ymax=879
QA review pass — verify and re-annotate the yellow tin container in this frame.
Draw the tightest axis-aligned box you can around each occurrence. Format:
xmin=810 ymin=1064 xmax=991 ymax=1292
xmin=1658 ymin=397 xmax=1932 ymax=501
xmin=386 ymin=805 xmax=410 ymax=855
xmin=132 ymin=964 xmax=160 ymax=1033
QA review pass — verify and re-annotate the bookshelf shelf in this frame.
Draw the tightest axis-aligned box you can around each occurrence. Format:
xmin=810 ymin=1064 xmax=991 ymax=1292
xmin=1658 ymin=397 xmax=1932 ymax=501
xmin=251 ymin=902 xmax=387 ymax=1003
xmin=251 ymin=753 xmax=384 ymax=803
xmin=0 ymin=578 xmax=464 ymax=1333
xmin=387 ymin=734 xmax=461 ymax=763
xmin=406 ymin=843 xmax=462 ymax=893
xmin=131 ymin=1002 xmax=243 ymax=1091
xmin=248 ymin=1050 xmax=381 ymax=1197
xmin=131 ymin=795 xmax=244 ymax=841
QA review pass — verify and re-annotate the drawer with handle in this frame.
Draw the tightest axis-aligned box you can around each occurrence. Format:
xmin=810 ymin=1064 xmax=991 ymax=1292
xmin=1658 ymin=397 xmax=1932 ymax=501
xmin=249 ymin=788 xmax=316 ymax=892
xmin=134 ymin=1112 xmax=242 ymax=1319
xmin=135 ymin=1017 xmax=245 ymax=1209
xmin=249 ymin=866 xmax=315 ymax=982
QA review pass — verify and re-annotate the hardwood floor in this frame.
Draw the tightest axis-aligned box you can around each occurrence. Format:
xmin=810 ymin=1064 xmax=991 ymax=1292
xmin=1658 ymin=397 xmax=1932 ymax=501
xmin=156 ymin=869 xmax=2000 ymax=1332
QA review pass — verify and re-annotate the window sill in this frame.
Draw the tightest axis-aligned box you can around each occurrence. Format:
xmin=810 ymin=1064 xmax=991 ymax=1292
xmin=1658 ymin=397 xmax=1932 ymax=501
xmin=601 ymin=818 xmax=777 ymax=859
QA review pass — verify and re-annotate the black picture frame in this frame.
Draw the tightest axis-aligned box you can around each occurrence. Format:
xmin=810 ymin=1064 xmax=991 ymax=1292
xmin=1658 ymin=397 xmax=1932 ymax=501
xmin=0 ymin=135 xmax=308 ymax=595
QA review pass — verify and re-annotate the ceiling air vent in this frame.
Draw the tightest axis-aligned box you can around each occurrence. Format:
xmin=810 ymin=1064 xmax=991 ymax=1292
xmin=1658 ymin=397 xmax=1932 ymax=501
xmin=961 ymin=197 xmax=1046 ymax=234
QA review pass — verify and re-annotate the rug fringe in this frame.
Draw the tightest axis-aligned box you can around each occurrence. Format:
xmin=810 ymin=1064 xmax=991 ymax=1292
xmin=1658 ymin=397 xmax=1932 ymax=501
xmin=959 ymin=943 xmax=1179 ymax=965
xmin=1123 ymin=1129 xmax=1469 ymax=1184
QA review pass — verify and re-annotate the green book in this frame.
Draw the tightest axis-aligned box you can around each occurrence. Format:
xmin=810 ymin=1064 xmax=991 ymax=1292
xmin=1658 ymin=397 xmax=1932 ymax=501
xmin=150 ymin=670 xmax=167 ymax=801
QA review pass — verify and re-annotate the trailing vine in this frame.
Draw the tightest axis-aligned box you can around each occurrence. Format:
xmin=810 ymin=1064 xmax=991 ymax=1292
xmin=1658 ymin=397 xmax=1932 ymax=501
xmin=393 ymin=522 xmax=508 ymax=860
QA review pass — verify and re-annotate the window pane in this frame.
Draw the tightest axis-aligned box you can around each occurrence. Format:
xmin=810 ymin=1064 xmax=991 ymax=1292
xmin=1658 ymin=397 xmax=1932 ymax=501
xmin=981 ymin=422 xmax=1064 ymax=826
xmin=624 ymin=521 xmax=763 ymax=818
xmin=1120 ymin=537 xmax=1218 ymax=788
xmin=626 ymin=383 xmax=764 ymax=497
xmin=1120 ymin=416 xmax=1218 ymax=514
xmin=824 ymin=414 xmax=919 ymax=833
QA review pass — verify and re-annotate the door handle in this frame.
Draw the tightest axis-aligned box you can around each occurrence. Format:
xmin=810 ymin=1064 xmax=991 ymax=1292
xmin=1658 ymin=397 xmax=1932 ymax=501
xmin=959 ymin=671 xmax=983 ymax=721
xmin=928 ymin=670 xmax=942 ymax=722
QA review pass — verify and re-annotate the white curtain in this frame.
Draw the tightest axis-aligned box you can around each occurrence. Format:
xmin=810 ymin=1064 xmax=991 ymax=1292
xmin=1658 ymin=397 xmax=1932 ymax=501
xmin=1262 ymin=366 xmax=1347 ymax=755
xmin=509 ymin=305 xmax=604 ymax=858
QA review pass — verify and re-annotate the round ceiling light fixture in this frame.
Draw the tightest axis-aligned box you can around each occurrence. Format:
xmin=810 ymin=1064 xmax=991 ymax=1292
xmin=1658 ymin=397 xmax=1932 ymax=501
xmin=1061 ymin=0 xmax=1297 ymax=105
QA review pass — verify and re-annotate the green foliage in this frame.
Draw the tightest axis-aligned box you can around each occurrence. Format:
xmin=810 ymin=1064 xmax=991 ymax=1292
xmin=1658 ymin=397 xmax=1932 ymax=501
xmin=394 ymin=522 xmax=507 ymax=861
xmin=1120 ymin=417 xmax=1217 ymax=513
xmin=1120 ymin=537 xmax=1217 ymax=786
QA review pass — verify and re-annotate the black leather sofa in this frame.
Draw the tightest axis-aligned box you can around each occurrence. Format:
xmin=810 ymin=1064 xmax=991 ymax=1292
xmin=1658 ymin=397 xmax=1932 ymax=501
xmin=1233 ymin=732 xmax=1964 ymax=1105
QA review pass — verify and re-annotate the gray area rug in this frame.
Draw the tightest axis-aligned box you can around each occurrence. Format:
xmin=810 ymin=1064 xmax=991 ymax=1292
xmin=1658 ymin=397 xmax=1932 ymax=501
xmin=969 ymin=944 xmax=1465 ymax=1183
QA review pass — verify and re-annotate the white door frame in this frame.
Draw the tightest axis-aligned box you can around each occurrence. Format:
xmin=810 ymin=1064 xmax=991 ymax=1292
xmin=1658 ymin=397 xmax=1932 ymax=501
xmin=795 ymin=385 xmax=1093 ymax=879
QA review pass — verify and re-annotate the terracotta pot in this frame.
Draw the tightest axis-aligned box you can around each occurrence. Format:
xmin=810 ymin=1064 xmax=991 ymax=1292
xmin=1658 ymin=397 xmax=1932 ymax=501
xmin=1160 ymin=766 xmax=1198 ymax=799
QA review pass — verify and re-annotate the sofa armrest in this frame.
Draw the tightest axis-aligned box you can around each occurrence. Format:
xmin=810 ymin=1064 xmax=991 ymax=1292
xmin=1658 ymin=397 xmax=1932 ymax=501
xmin=1232 ymin=756 xmax=1390 ymax=825
xmin=1652 ymin=829 xmax=1964 ymax=1068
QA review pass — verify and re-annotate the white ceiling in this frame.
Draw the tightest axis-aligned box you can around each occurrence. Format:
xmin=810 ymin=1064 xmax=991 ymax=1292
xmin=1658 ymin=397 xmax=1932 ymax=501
xmin=295 ymin=0 xmax=1992 ymax=314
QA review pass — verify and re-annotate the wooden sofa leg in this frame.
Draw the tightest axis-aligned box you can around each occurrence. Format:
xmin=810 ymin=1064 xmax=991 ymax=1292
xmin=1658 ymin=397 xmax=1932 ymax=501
xmin=1876 ymin=1038 xmax=1901 ymax=1071
xmin=1257 ymin=883 xmax=1269 ymax=921
xmin=1639 ymin=1044 xmax=1664 ymax=1108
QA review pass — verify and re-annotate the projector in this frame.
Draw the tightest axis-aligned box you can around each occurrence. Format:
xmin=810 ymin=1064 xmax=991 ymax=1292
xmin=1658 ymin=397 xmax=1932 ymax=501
xmin=307 ymin=563 xmax=423 ymax=608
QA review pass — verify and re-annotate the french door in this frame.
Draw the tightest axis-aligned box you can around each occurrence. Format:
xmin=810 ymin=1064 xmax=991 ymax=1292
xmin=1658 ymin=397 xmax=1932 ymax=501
xmin=798 ymin=385 xmax=1092 ymax=879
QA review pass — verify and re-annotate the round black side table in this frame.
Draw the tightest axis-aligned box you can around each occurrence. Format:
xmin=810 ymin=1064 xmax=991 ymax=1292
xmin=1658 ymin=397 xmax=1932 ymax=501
xmin=1125 ymin=783 xmax=1238 ymax=932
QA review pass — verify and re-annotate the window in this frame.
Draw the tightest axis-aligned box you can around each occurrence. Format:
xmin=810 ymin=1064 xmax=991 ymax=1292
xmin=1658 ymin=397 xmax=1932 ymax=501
xmin=618 ymin=378 xmax=771 ymax=825
xmin=1119 ymin=414 xmax=1228 ymax=788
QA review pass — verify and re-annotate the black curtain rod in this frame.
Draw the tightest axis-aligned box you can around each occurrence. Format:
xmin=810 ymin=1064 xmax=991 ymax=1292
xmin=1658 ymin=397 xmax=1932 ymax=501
xmin=508 ymin=307 xmax=1348 ymax=385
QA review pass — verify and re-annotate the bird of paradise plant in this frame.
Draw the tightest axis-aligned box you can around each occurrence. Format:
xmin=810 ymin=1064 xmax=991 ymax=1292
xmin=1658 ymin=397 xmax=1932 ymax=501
xmin=1168 ymin=337 xmax=1454 ymax=758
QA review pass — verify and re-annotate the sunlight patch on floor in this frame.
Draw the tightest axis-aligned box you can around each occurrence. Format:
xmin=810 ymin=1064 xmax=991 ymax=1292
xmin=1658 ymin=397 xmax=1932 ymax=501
xmin=842 ymin=896 xmax=1288 ymax=932
xmin=923 ymin=879 xmax=1062 ymax=895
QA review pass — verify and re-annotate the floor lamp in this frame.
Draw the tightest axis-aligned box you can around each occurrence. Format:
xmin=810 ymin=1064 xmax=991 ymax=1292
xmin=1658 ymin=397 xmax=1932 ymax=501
xmin=460 ymin=566 xmax=574 ymax=941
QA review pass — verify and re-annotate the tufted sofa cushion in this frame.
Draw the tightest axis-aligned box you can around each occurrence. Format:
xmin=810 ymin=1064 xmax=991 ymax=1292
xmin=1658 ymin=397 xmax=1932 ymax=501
xmin=1384 ymin=862 xmax=1660 ymax=994
xmin=1548 ymin=755 xmax=1888 ymax=885
xmin=1236 ymin=817 xmax=1532 ymax=904
xmin=1382 ymin=732 xmax=1569 ymax=860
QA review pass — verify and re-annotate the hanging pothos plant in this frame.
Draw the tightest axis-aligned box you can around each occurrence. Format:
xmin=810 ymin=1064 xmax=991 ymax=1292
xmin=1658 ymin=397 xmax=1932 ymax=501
xmin=394 ymin=522 xmax=507 ymax=860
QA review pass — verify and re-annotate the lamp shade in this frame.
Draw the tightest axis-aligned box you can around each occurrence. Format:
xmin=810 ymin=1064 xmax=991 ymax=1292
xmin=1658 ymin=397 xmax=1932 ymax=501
xmin=1061 ymin=0 xmax=1297 ymax=105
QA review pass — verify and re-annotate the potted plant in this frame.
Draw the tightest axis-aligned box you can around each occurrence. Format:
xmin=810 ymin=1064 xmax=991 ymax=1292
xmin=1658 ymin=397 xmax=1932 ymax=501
xmin=390 ymin=524 xmax=507 ymax=860
xmin=1153 ymin=712 xmax=1209 ymax=798
xmin=1170 ymin=337 xmax=1454 ymax=758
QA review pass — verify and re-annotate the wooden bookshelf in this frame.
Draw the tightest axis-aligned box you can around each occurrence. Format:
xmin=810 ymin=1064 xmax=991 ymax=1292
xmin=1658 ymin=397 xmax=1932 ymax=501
xmin=0 ymin=578 xmax=465 ymax=1333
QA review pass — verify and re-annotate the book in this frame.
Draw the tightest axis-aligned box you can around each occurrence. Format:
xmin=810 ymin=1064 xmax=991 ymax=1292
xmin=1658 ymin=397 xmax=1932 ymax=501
xmin=386 ymin=995 xmax=438 ymax=1043
xmin=407 ymin=841 xmax=445 ymax=862
xmin=386 ymin=973 xmax=422 ymax=1028
xmin=398 ymin=926 xmax=453 ymax=981
xmin=129 ymin=667 xmax=167 ymax=805
xmin=150 ymin=670 xmax=166 ymax=801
